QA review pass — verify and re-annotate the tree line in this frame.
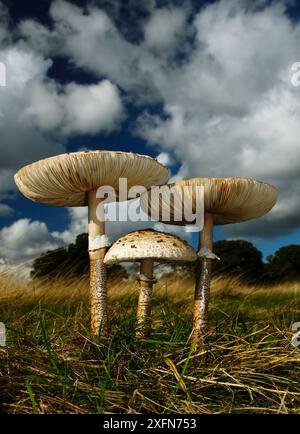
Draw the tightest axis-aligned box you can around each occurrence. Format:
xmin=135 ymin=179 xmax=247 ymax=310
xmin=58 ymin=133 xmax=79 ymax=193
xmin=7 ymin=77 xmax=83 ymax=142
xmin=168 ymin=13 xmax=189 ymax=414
xmin=31 ymin=233 xmax=300 ymax=284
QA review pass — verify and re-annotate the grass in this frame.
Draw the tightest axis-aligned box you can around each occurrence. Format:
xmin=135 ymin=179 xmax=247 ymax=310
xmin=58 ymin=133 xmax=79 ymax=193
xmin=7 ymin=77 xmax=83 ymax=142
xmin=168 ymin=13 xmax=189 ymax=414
xmin=0 ymin=270 xmax=300 ymax=414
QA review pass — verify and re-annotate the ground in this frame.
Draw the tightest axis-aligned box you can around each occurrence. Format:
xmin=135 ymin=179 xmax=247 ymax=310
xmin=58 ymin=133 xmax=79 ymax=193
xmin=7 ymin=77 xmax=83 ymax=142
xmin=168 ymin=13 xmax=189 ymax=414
xmin=0 ymin=271 xmax=300 ymax=414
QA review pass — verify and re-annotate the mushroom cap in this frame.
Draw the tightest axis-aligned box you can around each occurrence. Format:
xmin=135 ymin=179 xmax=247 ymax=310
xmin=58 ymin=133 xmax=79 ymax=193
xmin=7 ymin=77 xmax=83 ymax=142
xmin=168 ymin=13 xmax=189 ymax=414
xmin=140 ymin=177 xmax=278 ymax=225
xmin=104 ymin=229 xmax=197 ymax=264
xmin=14 ymin=151 xmax=170 ymax=207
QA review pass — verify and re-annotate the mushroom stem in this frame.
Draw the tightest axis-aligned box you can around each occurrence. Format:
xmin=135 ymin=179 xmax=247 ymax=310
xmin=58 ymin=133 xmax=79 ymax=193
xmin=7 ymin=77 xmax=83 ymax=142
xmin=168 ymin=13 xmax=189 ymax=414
xmin=192 ymin=213 xmax=214 ymax=348
xmin=136 ymin=258 xmax=155 ymax=339
xmin=88 ymin=190 xmax=108 ymax=337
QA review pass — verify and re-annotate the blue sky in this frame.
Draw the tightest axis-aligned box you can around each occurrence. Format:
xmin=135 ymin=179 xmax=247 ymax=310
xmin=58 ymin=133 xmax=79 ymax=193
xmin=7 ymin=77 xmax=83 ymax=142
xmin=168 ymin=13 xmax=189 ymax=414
xmin=0 ymin=0 xmax=300 ymax=264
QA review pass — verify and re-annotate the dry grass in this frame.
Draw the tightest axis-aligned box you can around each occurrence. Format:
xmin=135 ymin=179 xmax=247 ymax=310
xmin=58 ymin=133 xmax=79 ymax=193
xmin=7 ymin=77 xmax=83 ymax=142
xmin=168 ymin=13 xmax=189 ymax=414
xmin=0 ymin=270 xmax=300 ymax=414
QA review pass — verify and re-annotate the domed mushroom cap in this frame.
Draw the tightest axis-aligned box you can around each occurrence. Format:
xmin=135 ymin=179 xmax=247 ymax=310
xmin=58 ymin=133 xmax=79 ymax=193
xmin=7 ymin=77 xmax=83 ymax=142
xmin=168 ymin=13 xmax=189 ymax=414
xmin=140 ymin=177 xmax=278 ymax=225
xmin=104 ymin=229 xmax=197 ymax=264
xmin=14 ymin=151 xmax=170 ymax=207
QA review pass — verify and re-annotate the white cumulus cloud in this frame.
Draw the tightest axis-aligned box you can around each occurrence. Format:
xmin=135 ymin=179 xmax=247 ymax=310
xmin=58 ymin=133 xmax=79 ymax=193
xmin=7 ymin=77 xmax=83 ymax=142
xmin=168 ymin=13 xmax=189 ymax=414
xmin=1 ymin=0 xmax=300 ymax=266
xmin=0 ymin=218 xmax=62 ymax=263
xmin=144 ymin=7 xmax=188 ymax=55
xmin=27 ymin=79 xmax=125 ymax=135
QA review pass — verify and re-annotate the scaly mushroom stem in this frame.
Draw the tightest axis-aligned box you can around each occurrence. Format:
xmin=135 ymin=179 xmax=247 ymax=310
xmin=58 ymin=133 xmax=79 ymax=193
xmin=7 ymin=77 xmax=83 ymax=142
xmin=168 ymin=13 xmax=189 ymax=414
xmin=88 ymin=190 xmax=109 ymax=337
xmin=136 ymin=258 xmax=155 ymax=339
xmin=192 ymin=213 xmax=214 ymax=348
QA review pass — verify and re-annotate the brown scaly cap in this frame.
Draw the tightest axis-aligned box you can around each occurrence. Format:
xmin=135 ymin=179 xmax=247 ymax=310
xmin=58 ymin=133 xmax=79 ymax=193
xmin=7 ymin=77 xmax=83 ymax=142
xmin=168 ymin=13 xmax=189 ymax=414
xmin=140 ymin=177 xmax=278 ymax=225
xmin=14 ymin=150 xmax=170 ymax=207
xmin=104 ymin=229 xmax=197 ymax=264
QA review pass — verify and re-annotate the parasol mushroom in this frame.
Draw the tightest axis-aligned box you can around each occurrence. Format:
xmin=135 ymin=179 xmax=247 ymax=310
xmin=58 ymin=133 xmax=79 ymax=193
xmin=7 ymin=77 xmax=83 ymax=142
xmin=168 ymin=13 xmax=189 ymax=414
xmin=14 ymin=151 xmax=169 ymax=336
xmin=140 ymin=177 xmax=278 ymax=347
xmin=104 ymin=229 xmax=197 ymax=338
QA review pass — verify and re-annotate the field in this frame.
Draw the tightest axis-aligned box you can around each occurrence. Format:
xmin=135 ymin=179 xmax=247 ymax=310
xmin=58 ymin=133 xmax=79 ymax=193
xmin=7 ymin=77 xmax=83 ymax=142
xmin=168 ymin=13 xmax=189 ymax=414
xmin=0 ymin=269 xmax=300 ymax=414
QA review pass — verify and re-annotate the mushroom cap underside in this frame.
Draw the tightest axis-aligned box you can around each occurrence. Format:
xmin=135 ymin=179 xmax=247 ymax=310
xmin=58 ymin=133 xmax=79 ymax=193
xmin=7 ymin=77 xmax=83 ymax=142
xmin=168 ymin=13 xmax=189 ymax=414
xmin=104 ymin=229 xmax=197 ymax=264
xmin=14 ymin=150 xmax=170 ymax=207
xmin=140 ymin=177 xmax=278 ymax=225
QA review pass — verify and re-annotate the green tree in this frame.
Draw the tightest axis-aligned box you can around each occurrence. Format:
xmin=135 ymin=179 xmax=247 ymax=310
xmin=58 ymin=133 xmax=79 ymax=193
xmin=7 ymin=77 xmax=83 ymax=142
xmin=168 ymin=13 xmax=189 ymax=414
xmin=31 ymin=247 xmax=70 ymax=279
xmin=264 ymin=245 xmax=300 ymax=282
xmin=212 ymin=240 xmax=264 ymax=282
xmin=31 ymin=233 xmax=127 ymax=280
